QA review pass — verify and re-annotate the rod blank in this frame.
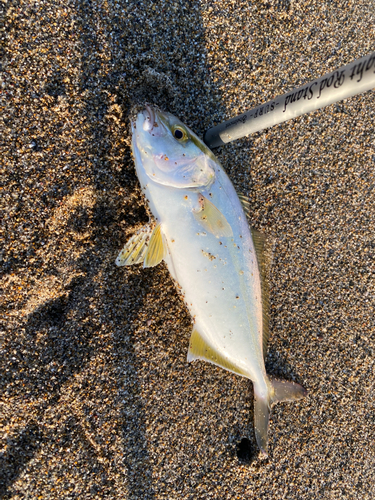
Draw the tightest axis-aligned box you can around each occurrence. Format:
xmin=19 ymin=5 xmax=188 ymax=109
xmin=204 ymin=52 xmax=375 ymax=149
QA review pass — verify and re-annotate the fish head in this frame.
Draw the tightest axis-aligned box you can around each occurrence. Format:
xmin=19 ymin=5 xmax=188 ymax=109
xmin=132 ymin=105 xmax=217 ymax=189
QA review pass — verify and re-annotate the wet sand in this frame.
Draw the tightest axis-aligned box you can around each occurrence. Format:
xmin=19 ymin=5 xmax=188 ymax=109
xmin=1 ymin=0 xmax=375 ymax=498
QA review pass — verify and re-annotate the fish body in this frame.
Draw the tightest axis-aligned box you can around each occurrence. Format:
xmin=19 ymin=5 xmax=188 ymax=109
xmin=117 ymin=105 xmax=306 ymax=456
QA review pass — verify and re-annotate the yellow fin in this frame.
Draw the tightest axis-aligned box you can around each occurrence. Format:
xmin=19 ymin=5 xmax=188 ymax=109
xmin=187 ymin=327 xmax=247 ymax=377
xmin=193 ymin=193 xmax=233 ymax=237
xmin=116 ymin=225 xmax=152 ymax=266
xmin=144 ymin=222 xmax=167 ymax=268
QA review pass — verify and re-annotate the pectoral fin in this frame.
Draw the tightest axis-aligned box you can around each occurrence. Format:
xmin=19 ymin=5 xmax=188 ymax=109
xmin=115 ymin=222 xmax=167 ymax=268
xmin=187 ymin=327 xmax=246 ymax=377
xmin=116 ymin=225 xmax=152 ymax=266
xmin=143 ymin=222 xmax=167 ymax=268
xmin=193 ymin=193 xmax=233 ymax=237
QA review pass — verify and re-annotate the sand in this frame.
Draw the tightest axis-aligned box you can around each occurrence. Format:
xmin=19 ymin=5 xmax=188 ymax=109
xmin=1 ymin=0 xmax=375 ymax=498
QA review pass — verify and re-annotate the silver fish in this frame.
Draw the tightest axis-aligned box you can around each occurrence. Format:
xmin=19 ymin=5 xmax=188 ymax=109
xmin=117 ymin=105 xmax=307 ymax=457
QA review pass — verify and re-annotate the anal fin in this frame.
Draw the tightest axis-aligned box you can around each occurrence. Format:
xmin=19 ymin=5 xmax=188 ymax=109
xmin=187 ymin=327 xmax=247 ymax=377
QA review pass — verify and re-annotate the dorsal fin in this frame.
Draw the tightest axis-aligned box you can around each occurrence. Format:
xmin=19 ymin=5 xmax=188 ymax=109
xmin=250 ymin=228 xmax=273 ymax=360
xmin=144 ymin=222 xmax=167 ymax=268
xmin=193 ymin=193 xmax=233 ymax=237
xmin=238 ymin=193 xmax=251 ymax=219
xmin=187 ymin=327 xmax=247 ymax=377
xmin=238 ymin=192 xmax=272 ymax=359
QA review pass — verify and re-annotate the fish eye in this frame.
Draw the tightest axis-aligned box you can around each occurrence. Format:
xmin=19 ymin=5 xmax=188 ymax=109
xmin=172 ymin=125 xmax=188 ymax=141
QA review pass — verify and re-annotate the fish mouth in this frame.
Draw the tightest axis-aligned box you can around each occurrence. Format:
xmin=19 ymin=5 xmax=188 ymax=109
xmin=142 ymin=104 xmax=155 ymax=131
xmin=141 ymin=104 xmax=167 ymax=138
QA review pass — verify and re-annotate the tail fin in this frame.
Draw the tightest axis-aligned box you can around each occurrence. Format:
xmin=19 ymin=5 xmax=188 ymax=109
xmin=254 ymin=378 xmax=307 ymax=457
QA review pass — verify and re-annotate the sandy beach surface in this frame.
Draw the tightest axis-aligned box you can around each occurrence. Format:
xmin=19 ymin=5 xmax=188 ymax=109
xmin=1 ymin=0 xmax=375 ymax=498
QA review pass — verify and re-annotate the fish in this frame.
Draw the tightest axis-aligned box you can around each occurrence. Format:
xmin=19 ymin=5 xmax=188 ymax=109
xmin=116 ymin=104 xmax=307 ymax=457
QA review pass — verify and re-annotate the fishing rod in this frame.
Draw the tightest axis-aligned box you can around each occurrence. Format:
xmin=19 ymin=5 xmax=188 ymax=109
xmin=204 ymin=52 xmax=375 ymax=149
